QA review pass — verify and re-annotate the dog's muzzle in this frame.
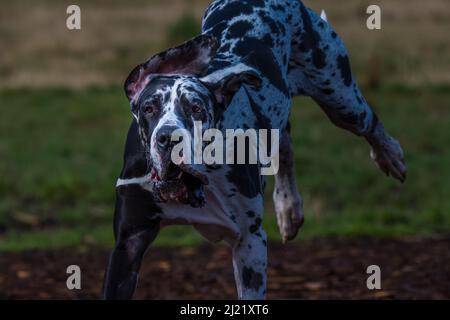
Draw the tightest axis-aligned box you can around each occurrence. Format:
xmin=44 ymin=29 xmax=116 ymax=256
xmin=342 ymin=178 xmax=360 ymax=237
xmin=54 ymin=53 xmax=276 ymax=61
xmin=150 ymin=126 xmax=208 ymax=208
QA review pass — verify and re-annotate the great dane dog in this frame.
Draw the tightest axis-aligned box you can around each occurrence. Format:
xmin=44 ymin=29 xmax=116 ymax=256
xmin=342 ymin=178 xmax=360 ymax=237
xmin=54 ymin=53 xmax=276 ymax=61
xmin=102 ymin=0 xmax=406 ymax=299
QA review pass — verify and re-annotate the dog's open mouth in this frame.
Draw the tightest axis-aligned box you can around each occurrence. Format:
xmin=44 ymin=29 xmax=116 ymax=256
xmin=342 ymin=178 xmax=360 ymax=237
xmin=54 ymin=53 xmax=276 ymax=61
xmin=151 ymin=163 xmax=208 ymax=208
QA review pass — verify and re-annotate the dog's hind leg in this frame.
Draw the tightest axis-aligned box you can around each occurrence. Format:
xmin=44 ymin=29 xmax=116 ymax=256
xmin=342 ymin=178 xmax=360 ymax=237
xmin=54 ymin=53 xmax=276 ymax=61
xmin=273 ymin=123 xmax=304 ymax=243
xmin=288 ymin=4 xmax=406 ymax=182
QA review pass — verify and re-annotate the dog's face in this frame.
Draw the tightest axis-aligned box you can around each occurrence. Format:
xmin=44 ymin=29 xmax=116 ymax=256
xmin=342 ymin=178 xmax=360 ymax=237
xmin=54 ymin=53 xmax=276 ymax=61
xmin=124 ymin=35 xmax=261 ymax=206
xmin=132 ymin=75 xmax=215 ymax=174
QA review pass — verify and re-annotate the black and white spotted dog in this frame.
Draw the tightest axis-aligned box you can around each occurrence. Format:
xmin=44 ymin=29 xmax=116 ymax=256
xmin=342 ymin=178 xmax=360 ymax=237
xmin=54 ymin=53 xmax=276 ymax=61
xmin=102 ymin=0 xmax=406 ymax=299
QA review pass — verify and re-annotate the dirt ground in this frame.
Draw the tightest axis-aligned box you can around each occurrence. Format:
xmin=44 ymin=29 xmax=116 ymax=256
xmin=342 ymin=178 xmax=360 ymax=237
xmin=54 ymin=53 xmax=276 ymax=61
xmin=0 ymin=236 xmax=449 ymax=299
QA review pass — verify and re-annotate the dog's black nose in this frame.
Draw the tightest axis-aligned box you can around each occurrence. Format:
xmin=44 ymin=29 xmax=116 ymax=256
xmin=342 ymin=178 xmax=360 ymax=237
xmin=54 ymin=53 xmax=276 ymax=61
xmin=156 ymin=127 xmax=177 ymax=151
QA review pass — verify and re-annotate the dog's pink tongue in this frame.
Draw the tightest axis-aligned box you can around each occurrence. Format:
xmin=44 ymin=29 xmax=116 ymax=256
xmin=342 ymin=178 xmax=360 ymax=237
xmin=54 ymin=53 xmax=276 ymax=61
xmin=150 ymin=168 xmax=161 ymax=181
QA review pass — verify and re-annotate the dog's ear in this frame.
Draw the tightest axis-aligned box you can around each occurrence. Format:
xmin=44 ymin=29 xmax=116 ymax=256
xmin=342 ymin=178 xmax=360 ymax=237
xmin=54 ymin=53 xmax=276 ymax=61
xmin=124 ymin=34 xmax=218 ymax=101
xmin=200 ymin=64 xmax=262 ymax=107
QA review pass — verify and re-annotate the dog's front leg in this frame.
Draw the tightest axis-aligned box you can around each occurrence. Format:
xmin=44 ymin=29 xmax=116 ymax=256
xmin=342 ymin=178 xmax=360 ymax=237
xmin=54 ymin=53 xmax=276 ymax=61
xmin=102 ymin=223 xmax=159 ymax=299
xmin=102 ymin=187 xmax=160 ymax=300
xmin=232 ymin=227 xmax=268 ymax=300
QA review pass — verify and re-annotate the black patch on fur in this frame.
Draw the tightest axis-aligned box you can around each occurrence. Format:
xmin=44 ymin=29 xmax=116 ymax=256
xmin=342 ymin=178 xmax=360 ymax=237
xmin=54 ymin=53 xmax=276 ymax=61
xmin=242 ymin=0 xmax=265 ymax=8
xmin=226 ymin=163 xmax=261 ymax=199
xmin=208 ymin=55 xmax=234 ymax=71
xmin=261 ymin=33 xmax=274 ymax=47
xmin=337 ymin=55 xmax=352 ymax=86
xmin=312 ymin=49 xmax=326 ymax=69
xmin=341 ymin=112 xmax=359 ymax=125
xmin=237 ymin=39 xmax=289 ymax=96
xmin=116 ymin=184 xmax=162 ymax=216
xmin=226 ymin=20 xmax=253 ymax=39
xmin=249 ymin=217 xmax=262 ymax=234
xmin=368 ymin=113 xmax=379 ymax=135
xmin=245 ymin=89 xmax=271 ymax=130
xmin=260 ymin=13 xmax=280 ymax=35
xmin=298 ymin=4 xmax=326 ymax=69
xmin=206 ymin=21 xmax=228 ymax=37
xmin=271 ymin=4 xmax=285 ymax=12
xmin=321 ymin=88 xmax=334 ymax=95
xmin=242 ymin=266 xmax=263 ymax=290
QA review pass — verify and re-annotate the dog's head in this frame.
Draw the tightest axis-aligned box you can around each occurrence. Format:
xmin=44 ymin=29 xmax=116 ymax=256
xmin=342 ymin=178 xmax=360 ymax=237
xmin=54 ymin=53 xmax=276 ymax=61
xmin=124 ymin=35 xmax=261 ymax=206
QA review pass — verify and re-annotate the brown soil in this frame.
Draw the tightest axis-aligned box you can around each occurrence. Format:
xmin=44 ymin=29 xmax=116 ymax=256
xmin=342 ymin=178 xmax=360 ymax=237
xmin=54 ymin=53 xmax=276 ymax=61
xmin=0 ymin=237 xmax=449 ymax=299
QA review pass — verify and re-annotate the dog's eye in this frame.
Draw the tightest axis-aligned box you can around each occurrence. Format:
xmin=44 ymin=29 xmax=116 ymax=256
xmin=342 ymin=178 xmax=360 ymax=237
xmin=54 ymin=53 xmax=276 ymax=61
xmin=191 ymin=104 xmax=202 ymax=113
xmin=143 ymin=104 xmax=154 ymax=114
xmin=142 ymin=97 xmax=161 ymax=115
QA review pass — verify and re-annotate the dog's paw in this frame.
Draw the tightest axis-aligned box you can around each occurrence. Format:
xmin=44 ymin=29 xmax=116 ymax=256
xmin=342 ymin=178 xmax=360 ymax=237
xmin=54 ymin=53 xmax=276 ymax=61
xmin=273 ymin=191 xmax=304 ymax=243
xmin=370 ymin=135 xmax=406 ymax=183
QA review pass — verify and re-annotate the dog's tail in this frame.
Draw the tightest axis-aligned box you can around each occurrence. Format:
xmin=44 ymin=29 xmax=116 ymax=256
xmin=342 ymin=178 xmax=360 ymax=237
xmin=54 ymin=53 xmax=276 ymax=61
xmin=288 ymin=4 xmax=376 ymax=136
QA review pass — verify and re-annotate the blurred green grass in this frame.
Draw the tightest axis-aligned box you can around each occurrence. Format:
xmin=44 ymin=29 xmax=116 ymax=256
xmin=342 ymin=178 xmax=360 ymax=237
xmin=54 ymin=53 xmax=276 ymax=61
xmin=1 ymin=84 xmax=449 ymax=251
